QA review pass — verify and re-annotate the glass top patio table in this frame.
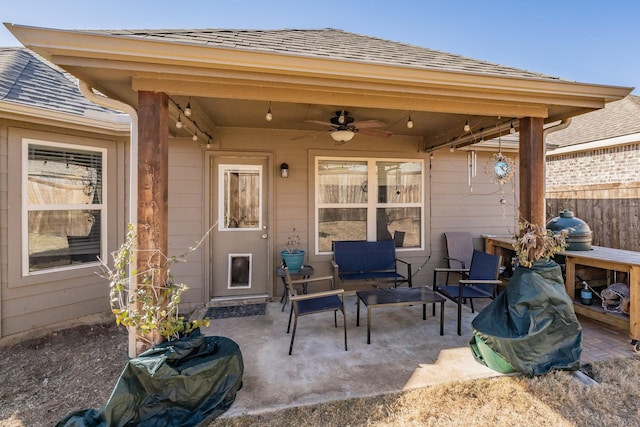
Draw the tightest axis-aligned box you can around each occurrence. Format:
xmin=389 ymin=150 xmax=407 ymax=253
xmin=356 ymin=287 xmax=445 ymax=344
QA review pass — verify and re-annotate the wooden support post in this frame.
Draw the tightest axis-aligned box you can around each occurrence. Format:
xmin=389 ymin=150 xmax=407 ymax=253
xmin=518 ymin=117 xmax=546 ymax=227
xmin=135 ymin=90 xmax=169 ymax=353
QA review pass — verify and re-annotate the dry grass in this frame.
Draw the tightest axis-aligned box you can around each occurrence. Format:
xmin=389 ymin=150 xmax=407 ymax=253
xmin=211 ymin=358 xmax=640 ymax=427
xmin=1 ymin=322 xmax=639 ymax=426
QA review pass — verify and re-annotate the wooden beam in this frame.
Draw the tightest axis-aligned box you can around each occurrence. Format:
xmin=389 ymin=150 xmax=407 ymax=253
xmin=518 ymin=117 xmax=546 ymax=226
xmin=136 ymin=90 xmax=169 ymax=351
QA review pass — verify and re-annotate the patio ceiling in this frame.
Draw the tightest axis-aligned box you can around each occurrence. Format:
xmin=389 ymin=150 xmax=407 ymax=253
xmin=6 ymin=24 xmax=633 ymax=152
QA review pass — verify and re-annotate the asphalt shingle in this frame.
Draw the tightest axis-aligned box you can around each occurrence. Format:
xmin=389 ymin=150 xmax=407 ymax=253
xmin=84 ymin=28 xmax=562 ymax=81
xmin=0 ymin=47 xmax=115 ymax=117
xmin=546 ymin=95 xmax=640 ymax=147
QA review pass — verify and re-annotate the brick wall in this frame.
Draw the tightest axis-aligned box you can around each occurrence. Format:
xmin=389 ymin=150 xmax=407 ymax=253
xmin=546 ymin=143 xmax=640 ymax=188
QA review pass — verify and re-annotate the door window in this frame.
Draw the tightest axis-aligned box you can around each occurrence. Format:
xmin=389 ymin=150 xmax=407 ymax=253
xmin=218 ymin=164 xmax=262 ymax=230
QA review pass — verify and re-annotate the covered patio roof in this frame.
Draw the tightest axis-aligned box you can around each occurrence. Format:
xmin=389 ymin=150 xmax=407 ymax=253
xmin=4 ymin=25 xmax=633 ymax=153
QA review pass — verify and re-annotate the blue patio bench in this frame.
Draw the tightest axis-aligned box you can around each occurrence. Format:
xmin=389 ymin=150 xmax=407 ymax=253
xmin=330 ymin=240 xmax=412 ymax=289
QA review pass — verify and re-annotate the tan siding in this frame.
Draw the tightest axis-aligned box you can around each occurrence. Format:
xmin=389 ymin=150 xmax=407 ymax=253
xmin=0 ymin=123 xmax=7 ymax=329
xmin=429 ymin=150 xmax=519 ymax=276
xmin=168 ymin=138 xmax=205 ymax=306
xmin=1 ymin=125 xmax=124 ymax=338
xmin=3 ymin=296 xmax=108 ymax=336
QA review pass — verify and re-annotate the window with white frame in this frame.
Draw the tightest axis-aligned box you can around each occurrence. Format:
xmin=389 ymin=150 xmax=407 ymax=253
xmin=316 ymin=158 xmax=423 ymax=253
xmin=23 ymin=140 xmax=105 ymax=274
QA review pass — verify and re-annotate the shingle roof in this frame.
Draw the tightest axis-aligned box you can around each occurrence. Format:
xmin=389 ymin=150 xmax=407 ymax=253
xmin=0 ymin=47 xmax=114 ymax=116
xmin=546 ymin=95 xmax=640 ymax=147
xmin=86 ymin=28 xmax=563 ymax=81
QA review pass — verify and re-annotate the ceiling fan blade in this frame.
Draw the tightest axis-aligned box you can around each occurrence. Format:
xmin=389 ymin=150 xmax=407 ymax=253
xmin=352 ymin=120 xmax=386 ymax=129
xmin=358 ymin=128 xmax=393 ymax=138
xmin=305 ymin=120 xmax=337 ymax=128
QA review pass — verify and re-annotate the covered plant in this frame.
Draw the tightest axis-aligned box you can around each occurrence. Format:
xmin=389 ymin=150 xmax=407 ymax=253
xmin=513 ymin=219 xmax=568 ymax=268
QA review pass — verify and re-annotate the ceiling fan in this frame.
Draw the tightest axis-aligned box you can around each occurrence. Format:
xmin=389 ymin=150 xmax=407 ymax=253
xmin=295 ymin=110 xmax=393 ymax=144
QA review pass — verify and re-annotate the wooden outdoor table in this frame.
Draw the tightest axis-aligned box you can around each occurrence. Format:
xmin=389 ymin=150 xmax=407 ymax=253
xmin=483 ymin=235 xmax=640 ymax=342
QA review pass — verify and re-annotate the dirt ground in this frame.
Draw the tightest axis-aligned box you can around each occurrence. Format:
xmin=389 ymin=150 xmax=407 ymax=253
xmin=2 ymin=320 xmax=640 ymax=427
xmin=0 ymin=322 xmax=128 ymax=426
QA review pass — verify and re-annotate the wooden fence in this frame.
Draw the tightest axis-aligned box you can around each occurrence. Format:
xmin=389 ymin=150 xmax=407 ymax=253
xmin=546 ymin=183 xmax=640 ymax=252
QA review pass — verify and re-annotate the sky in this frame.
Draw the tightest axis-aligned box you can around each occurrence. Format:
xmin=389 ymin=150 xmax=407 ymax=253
xmin=1 ymin=0 xmax=638 ymax=94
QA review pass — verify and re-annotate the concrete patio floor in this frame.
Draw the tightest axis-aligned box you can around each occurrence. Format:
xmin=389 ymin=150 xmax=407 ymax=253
xmin=199 ymin=292 xmax=633 ymax=418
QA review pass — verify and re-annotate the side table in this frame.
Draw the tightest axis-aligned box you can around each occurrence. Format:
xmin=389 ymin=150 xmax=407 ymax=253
xmin=276 ymin=265 xmax=315 ymax=311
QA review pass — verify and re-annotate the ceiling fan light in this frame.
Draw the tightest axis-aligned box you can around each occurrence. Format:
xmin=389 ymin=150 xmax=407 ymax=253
xmin=331 ymin=129 xmax=355 ymax=142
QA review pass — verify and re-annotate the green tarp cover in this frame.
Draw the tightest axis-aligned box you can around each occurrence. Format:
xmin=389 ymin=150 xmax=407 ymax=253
xmin=56 ymin=332 xmax=244 ymax=427
xmin=471 ymin=259 xmax=582 ymax=377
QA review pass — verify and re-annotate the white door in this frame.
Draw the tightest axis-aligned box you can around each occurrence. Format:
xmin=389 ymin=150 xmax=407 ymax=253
xmin=210 ymin=156 xmax=270 ymax=297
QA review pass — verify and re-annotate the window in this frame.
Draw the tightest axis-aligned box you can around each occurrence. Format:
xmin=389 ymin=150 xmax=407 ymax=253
xmin=316 ymin=158 xmax=423 ymax=253
xmin=23 ymin=140 xmax=105 ymax=274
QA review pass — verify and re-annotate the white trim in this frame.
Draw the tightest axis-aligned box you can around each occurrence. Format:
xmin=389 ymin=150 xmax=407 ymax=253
xmin=21 ymin=138 xmax=107 ymax=276
xmin=217 ymin=164 xmax=263 ymax=231
xmin=0 ymin=100 xmax=130 ymax=133
xmin=547 ymin=132 xmax=640 ymax=156
xmin=227 ymin=253 xmax=252 ymax=289
xmin=314 ymin=156 xmax=425 ymax=255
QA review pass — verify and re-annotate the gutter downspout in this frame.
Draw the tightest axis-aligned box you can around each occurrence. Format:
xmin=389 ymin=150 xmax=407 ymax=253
xmin=543 ymin=118 xmax=572 ymax=141
xmin=78 ymin=81 xmax=139 ymax=357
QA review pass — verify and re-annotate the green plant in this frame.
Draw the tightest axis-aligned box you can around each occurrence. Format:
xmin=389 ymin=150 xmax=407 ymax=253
xmin=100 ymin=224 xmax=210 ymax=353
xmin=284 ymin=228 xmax=301 ymax=253
xmin=513 ymin=219 xmax=568 ymax=268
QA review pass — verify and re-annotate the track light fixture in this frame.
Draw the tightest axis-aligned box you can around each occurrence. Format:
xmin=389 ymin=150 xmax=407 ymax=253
xmin=265 ymin=102 xmax=273 ymax=121
xmin=406 ymin=115 xmax=414 ymax=129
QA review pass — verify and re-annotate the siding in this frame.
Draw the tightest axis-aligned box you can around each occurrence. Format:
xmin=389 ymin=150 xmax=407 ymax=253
xmin=167 ymin=138 xmax=205 ymax=306
xmin=1 ymin=124 xmax=123 ymax=338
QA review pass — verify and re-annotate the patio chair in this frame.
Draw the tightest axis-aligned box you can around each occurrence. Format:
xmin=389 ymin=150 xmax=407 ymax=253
xmin=284 ymin=267 xmax=347 ymax=355
xmin=433 ymin=250 xmax=502 ymax=335
xmin=443 ymin=231 xmax=474 ymax=283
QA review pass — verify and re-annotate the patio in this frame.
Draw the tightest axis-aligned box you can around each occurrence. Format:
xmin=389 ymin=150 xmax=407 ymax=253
xmin=198 ymin=292 xmax=632 ymax=418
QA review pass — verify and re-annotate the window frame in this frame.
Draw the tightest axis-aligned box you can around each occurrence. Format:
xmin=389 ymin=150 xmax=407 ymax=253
xmin=314 ymin=156 xmax=425 ymax=255
xmin=21 ymin=138 xmax=107 ymax=276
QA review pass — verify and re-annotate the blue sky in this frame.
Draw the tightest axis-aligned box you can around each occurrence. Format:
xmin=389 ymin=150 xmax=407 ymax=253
xmin=1 ymin=0 xmax=638 ymax=94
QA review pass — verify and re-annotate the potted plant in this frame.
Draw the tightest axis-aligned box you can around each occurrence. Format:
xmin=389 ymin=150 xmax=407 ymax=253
xmin=280 ymin=229 xmax=304 ymax=272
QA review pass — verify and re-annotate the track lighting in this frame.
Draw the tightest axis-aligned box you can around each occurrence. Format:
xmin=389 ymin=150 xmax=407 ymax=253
xmin=406 ymin=115 xmax=414 ymax=129
xmin=464 ymin=119 xmax=470 ymax=133
xmin=184 ymin=100 xmax=191 ymax=117
xmin=265 ymin=102 xmax=273 ymax=121
xmin=510 ymin=121 xmax=516 ymax=134
xmin=176 ymin=114 xmax=183 ymax=129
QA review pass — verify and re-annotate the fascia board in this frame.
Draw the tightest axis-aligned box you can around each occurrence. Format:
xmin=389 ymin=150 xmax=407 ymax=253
xmin=0 ymin=100 xmax=131 ymax=135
